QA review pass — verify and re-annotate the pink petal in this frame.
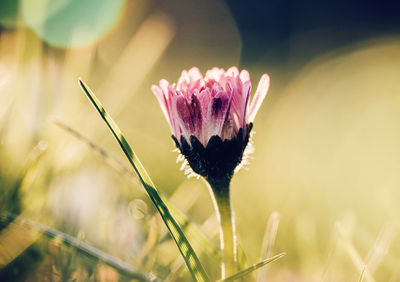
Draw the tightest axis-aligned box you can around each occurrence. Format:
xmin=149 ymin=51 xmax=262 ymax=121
xmin=205 ymin=91 xmax=230 ymax=141
xmin=173 ymin=94 xmax=194 ymax=141
xmin=210 ymin=82 xmax=225 ymax=98
xmin=239 ymin=70 xmax=250 ymax=83
xmin=226 ymin=78 xmax=243 ymax=132
xmin=241 ymin=80 xmax=251 ymax=127
xmin=188 ymin=93 xmax=203 ymax=141
xmin=205 ymin=67 xmax=224 ymax=81
xmin=156 ymin=79 xmax=181 ymax=136
xmin=227 ymin=66 xmax=239 ymax=77
xmin=160 ymin=79 xmax=171 ymax=94
xmin=198 ymin=88 xmax=211 ymax=117
xmin=223 ymin=71 xmax=242 ymax=96
xmin=167 ymin=94 xmax=180 ymax=138
xmin=151 ymin=85 xmax=170 ymax=123
xmin=188 ymin=67 xmax=203 ymax=80
xmin=248 ymin=74 xmax=270 ymax=122
xmin=177 ymin=67 xmax=204 ymax=91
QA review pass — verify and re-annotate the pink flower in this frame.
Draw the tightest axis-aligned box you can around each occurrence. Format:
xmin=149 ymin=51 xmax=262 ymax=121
xmin=152 ymin=67 xmax=269 ymax=145
xmin=152 ymin=66 xmax=269 ymax=182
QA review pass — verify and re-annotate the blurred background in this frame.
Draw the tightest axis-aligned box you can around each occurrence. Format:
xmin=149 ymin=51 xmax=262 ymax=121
xmin=1 ymin=0 xmax=400 ymax=281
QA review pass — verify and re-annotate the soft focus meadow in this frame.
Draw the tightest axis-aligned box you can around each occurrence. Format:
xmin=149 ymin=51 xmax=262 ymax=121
xmin=1 ymin=0 xmax=400 ymax=281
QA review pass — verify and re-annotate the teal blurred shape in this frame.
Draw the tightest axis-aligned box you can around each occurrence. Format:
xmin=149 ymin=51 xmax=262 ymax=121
xmin=0 ymin=0 xmax=21 ymax=28
xmin=21 ymin=0 xmax=126 ymax=48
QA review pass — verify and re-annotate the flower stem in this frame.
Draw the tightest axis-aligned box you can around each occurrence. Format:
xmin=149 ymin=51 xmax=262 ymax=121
xmin=207 ymin=177 xmax=237 ymax=279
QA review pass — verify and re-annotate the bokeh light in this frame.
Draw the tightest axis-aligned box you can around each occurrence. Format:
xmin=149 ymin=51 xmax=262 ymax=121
xmin=21 ymin=0 xmax=126 ymax=48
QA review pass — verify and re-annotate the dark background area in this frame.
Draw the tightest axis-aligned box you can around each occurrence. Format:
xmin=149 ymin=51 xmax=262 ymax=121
xmin=226 ymin=0 xmax=400 ymax=67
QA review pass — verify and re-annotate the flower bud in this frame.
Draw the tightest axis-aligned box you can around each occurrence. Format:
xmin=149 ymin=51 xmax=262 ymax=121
xmin=152 ymin=67 xmax=269 ymax=183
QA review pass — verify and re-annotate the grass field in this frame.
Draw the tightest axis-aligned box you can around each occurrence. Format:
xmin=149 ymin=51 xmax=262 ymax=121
xmin=1 ymin=1 xmax=400 ymax=281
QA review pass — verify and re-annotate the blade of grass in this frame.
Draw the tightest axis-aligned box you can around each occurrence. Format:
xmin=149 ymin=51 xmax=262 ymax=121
xmin=53 ymin=119 xmax=137 ymax=182
xmin=364 ymin=223 xmax=396 ymax=275
xmin=0 ymin=213 xmax=159 ymax=282
xmin=359 ymin=266 xmax=366 ymax=282
xmin=20 ymin=140 xmax=48 ymax=178
xmin=336 ymin=222 xmax=375 ymax=282
xmin=320 ymin=225 xmax=341 ymax=281
xmin=78 ymin=79 xmax=209 ymax=282
xmin=257 ymin=212 xmax=280 ymax=282
xmin=218 ymin=253 xmax=285 ymax=282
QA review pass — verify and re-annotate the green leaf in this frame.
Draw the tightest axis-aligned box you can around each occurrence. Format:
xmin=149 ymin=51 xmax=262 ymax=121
xmin=218 ymin=253 xmax=285 ymax=282
xmin=78 ymin=79 xmax=210 ymax=282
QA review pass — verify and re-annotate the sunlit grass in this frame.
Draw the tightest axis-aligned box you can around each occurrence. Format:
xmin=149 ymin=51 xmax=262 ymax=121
xmin=1 ymin=1 xmax=400 ymax=281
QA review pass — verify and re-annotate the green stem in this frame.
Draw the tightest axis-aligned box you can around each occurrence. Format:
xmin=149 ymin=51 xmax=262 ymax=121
xmin=207 ymin=177 xmax=237 ymax=279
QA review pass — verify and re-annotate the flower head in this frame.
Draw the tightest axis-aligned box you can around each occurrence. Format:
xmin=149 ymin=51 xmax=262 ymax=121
xmin=152 ymin=66 xmax=269 ymax=183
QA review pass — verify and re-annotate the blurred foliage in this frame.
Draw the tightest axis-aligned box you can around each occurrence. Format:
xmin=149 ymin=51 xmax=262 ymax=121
xmin=1 ymin=0 xmax=400 ymax=281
